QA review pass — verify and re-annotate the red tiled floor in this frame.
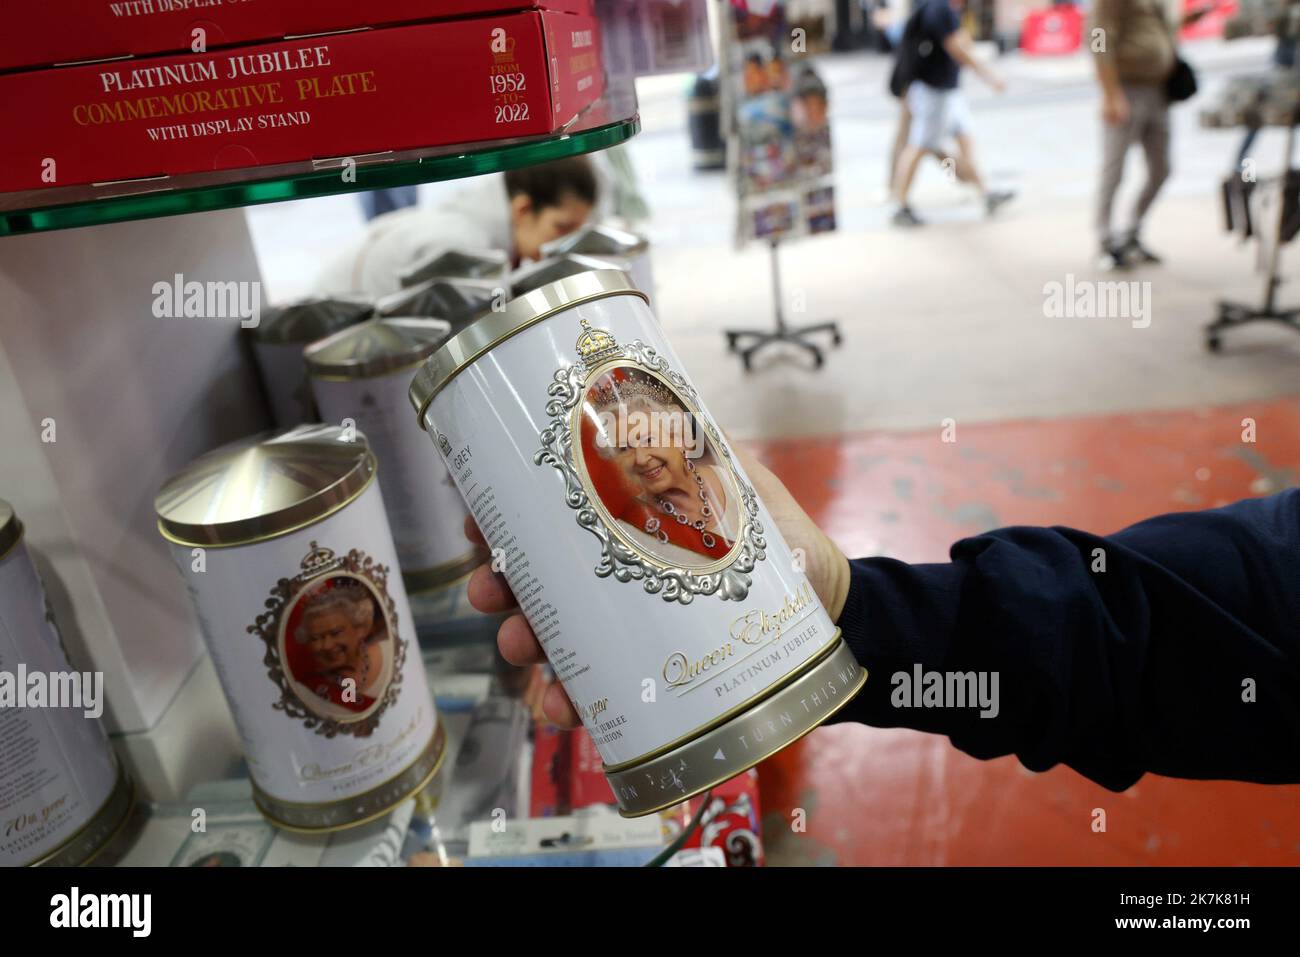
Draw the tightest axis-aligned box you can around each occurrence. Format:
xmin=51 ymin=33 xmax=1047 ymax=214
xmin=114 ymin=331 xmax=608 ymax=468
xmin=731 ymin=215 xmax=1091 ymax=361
xmin=746 ymin=397 xmax=1300 ymax=866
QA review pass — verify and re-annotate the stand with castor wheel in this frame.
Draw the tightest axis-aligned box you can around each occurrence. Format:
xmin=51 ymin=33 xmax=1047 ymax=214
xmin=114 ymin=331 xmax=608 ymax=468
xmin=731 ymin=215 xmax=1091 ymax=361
xmin=724 ymin=238 xmax=842 ymax=370
xmin=1205 ymin=73 xmax=1300 ymax=351
xmin=1208 ymin=281 xmax=1300 ymax=352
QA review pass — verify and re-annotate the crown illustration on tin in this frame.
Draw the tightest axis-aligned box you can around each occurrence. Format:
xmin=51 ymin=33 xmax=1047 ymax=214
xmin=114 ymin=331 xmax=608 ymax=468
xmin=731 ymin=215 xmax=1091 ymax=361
xmin=588 ymin=375 xmax=677 ymax=412
xmin=436 ymin=430 xmax=452 ymax=457
xmin=295 ymin=541 xmax=344 ymax=582
xmin=575 ymin=317 xmax=621 ymax=366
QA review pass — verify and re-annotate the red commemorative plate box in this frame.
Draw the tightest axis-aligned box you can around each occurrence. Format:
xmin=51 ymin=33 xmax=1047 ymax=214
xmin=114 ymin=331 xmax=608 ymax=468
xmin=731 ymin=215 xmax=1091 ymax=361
xmin=0 ymin=9 xmax=604 ymax=194
xmin=0 ymin=1 xmax=594 ymax=73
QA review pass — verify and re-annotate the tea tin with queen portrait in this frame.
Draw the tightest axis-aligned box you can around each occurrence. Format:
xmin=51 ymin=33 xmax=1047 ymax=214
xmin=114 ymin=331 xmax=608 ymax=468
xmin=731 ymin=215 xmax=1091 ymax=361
xmin=154 ymin=425 xmax=444 ymax=832
xmin=409 ymin=270 xmax=866 ymax=816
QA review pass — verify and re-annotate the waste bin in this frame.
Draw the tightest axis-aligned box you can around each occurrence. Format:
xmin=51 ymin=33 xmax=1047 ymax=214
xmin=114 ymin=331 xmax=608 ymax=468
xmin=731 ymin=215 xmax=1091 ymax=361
xmin=688 ymin=71 xmax=726 ymax=170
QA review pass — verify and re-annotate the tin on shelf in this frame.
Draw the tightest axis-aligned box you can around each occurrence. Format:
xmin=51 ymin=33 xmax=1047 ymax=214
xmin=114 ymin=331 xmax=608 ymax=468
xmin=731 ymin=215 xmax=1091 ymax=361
xmin=0 ymin=500 xmax=134 ymax=866
xmin=305 ymin=318 xmax=482 ymax=593
xmin=376 ymin=278 xmax=501 ymax=335
xmin=540 ymin=223 xmax=654 ymax=297
xmin=154 ymin=425 xmax=444 ymax=832
xmin=409 ymin=270 xmax=866 ymax=816
xmin=251 ymin=296 xmax=374 ymax=427
xmin=509 ymin=253 xmax=624 ymax=299
xmin=398 ymin=246 xmax=509 ymax=289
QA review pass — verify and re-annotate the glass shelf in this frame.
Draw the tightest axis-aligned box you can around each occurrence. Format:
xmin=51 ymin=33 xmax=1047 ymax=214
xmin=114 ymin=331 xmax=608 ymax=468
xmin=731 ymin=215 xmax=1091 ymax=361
xmin=0 ymin=91 xmax=638 ymax=237
xmin=88 ymin=580 xmax=725 ymax=869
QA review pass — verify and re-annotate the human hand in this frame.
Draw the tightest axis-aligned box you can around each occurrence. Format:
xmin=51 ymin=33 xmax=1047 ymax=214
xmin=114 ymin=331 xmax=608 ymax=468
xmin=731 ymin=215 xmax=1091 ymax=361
xmin=463 ymin=444 xmax=852 ymax=729
xmin=1102 ymin=90 xmax=1129 ymax=126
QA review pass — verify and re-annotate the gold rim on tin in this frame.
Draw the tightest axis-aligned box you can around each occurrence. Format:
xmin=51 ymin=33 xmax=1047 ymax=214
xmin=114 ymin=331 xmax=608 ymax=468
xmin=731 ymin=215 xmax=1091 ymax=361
xmin=155 ymin=425 xmax=378 ymax=548
xmin=0 ymin=499 xmax=23 ymax=563
xmin=250 ymin=720 xmax=447 ymax=833
xmin=30 ymin=764 xmax=135 ymax=867
xmin=407 ymin=269 xmax=648 ymax=425
xmin=606 ymin=639 xmax=868 ymax=817
xmin=603 ymin=630 xmax=845 ymax=774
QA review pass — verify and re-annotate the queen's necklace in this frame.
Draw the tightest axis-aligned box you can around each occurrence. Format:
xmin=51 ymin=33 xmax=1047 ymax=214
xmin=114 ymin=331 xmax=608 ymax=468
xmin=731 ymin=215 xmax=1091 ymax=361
xmin=645 ymin=459 xmax=717 ymax=549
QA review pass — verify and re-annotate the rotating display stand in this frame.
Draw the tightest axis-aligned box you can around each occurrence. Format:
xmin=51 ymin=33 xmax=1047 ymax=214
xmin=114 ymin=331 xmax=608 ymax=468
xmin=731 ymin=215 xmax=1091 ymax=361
xmin=1201 ymin=18 xmax=1300 ymax=350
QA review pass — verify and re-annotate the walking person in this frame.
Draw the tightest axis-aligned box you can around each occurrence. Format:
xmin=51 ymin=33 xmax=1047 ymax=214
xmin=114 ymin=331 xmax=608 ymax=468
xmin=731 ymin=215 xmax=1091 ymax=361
xmin=1093 ymin=0 xmax=1216 ymax=269
xmin=889 ymin=0 xmax=1015 ymax=226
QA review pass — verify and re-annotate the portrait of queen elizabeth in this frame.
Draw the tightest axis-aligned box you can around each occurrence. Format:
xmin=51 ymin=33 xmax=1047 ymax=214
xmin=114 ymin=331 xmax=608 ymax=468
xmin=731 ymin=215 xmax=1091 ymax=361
xmin=282 ymin=576 xmax=393 ymax=721
xmin=580 ymin=367 xmax=742 ymax=569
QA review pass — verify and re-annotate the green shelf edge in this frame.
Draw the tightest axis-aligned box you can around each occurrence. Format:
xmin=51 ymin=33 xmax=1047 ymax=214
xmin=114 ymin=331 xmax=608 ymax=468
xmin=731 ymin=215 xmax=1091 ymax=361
xmin=0 ymin=116 xmax=639 ymax=237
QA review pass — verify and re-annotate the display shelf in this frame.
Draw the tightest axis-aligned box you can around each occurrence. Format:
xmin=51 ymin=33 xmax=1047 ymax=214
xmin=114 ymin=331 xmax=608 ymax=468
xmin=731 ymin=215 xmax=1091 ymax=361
xmin=95 ymin=634 xmax=710 ymax=868
xmin=0 ymin=96 xmax=638 ymax=237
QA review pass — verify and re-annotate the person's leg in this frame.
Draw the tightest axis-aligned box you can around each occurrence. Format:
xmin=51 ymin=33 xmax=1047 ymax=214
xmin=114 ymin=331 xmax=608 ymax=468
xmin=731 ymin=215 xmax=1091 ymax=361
xmin=893 ymin=144 xmax=927 ymax=218
xmin=893 ymin=83 xmax=942 ymax=223
xmin=1096 ymin=85 xmax=1138 ymax=261
xmin=1125 ymin=86 xmax=1171 ymax=259
xmin=946 ymin=93 xmax=1014 ymax=214
xmin=952 ymin=132 xmax=987 ymax=192
xmin=889 ymin=99 xmax=913 ymax=192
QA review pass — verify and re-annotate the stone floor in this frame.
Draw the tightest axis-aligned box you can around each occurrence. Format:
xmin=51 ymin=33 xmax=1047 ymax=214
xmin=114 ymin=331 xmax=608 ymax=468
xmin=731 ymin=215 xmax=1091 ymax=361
xmin=751 ymin=396 xmax=1300 ymax=865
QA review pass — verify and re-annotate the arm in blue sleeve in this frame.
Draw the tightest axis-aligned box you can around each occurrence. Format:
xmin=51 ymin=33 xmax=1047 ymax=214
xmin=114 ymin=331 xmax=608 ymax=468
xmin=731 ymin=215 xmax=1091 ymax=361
xmin=830 ymin=490 xmax=1300 ymax=790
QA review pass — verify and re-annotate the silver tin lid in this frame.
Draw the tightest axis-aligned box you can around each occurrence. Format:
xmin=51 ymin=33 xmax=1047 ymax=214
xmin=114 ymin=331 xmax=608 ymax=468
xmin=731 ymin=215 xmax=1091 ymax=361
xmin=0 ymin=499 xmax=22 ymax=562
xmin=398 ymin=246 xmax=509 ymax=289
xmin=375 ymin=277 xmax=499 ymax=327
xmin=155 ymin=424 xmax=376 ymax=548
xmin=539 ymin=223 xmax=649 ymax=261
xmin=509 ymin=253 xmax=626 ymax=299
xmin=408 ymin=269 xmax=647 ymax=426
xmin=304 ymin=317 xmax=452 ymax=381
xmin=253 ymin=296 xmax=374 ymax=345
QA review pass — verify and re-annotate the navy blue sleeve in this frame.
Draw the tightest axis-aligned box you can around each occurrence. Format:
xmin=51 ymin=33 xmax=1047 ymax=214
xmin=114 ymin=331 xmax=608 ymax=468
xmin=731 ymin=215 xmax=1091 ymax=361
xmin=830 ymin=490 xmax=1300 ymax=790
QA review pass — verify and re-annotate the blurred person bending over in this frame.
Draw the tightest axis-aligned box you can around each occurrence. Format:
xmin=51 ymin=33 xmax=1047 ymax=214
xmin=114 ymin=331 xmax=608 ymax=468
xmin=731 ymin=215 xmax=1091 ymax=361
xmin=890 ymin=0 xmax=1015 ymax=226
xmin=314 ymin=157 xmax=598 ymax=297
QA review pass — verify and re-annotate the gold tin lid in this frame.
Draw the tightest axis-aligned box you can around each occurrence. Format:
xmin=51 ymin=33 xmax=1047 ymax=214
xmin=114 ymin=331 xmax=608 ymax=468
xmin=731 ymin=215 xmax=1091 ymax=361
xmin=540 ymin=223 xmax=649 ymax=260
xmin=155 ymin=424 xmax=377 ymax=548
xmin=304 ymin=317 xmax=452 ymax=381
xmin=0 ymin=498 xmax=23 ymax=562
xmin=398 ymin=247 xmax=509 ymax=289
xmin=509 ymin=253 xmax=626 ymax=298
xmin=408 ymin=268 xmax=648 ymax=427
xmin=253 ymin=296 xmax=374 ymax=345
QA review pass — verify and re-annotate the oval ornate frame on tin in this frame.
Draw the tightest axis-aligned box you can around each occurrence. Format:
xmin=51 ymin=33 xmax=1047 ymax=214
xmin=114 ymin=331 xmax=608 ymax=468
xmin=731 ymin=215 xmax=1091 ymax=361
xmin=248 ymin=541 xmax=408 ymax=738
xmin=535 ymin=324 xmax=768 ymax=604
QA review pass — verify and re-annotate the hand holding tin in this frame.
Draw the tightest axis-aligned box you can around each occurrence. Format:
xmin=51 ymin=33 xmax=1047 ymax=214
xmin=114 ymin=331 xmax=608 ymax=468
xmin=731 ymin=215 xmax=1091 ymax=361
xmin=463 ymin=444 xmax=853 ymax=732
